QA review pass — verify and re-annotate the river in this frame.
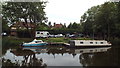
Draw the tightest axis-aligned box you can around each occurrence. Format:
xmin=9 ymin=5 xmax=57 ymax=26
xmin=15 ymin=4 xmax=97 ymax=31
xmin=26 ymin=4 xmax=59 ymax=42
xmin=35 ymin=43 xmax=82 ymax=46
xmin=1 ymin=45 xmax=119 ymax=67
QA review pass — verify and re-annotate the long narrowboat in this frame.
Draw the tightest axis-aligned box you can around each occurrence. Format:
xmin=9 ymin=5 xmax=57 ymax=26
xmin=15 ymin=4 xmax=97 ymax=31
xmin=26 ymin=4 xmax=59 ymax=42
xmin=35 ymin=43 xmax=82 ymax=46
xmin=69 ymin=40 xmax=111 ymax=47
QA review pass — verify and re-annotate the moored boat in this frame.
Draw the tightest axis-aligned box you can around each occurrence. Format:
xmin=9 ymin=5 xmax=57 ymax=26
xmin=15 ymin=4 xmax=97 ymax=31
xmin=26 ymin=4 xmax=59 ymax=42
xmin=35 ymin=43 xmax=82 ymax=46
xmin=69 ymin=40 xmax=111 ymax=47
xmin=22 ymin=39 xmax=47 ymax=47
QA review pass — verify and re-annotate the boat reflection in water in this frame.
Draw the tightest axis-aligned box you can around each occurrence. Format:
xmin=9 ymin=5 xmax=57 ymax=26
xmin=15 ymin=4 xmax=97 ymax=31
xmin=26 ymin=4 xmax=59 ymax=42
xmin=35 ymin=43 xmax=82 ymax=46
xmin=70 ymin=47 xmax=111 ymax=54
xmin=21 ymin=46 xmax=111 ymax=54
xmin=22 ymin=47 xmax=48 ymax=53
xmin=2 ymin=46 xmax=111 ymax=67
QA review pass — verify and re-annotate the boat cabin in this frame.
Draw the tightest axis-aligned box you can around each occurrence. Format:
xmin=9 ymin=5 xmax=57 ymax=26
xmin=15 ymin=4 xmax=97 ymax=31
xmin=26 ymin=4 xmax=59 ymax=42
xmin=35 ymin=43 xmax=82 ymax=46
xmin=69 ymin=40 xmax=111 ymax=47
xmin=32 ymin=39 xmax=43 ymax=43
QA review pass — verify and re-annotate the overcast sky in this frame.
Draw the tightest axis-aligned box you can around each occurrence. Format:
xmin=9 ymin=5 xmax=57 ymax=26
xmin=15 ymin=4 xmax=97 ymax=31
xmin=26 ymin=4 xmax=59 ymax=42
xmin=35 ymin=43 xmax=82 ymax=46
xmin=44 ymin=0 xmax=110 ymax=26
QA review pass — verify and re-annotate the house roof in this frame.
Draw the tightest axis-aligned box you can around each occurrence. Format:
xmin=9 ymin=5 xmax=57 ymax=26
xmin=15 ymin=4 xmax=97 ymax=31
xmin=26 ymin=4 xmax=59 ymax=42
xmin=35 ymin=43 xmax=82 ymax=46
xmin=54 ymin=24 xmax=63 ymax=28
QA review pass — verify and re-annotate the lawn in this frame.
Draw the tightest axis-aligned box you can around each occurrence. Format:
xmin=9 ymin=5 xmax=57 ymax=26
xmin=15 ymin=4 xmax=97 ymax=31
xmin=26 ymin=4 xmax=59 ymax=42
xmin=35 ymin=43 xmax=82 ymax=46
xmin=38 ymin=37 xmax=92 ymax=43
xmin=2 ymin=36 xmax=92 ymax=46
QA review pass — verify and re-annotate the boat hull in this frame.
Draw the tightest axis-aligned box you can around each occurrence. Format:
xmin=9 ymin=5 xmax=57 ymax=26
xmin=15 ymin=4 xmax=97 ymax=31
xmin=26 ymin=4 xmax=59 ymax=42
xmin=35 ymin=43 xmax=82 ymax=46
xmin=22 ymin=43 xmax=47 ymax=47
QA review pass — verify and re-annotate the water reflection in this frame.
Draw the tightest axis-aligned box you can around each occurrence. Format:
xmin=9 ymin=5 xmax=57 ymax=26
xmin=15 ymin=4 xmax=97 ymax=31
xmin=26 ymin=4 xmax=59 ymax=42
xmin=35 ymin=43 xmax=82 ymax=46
xmin=79 ymin=46 xmax=118 ymax=67
xmin=2 ymin=48 xmax=47 ymax=67
xmin=2 ymin=46 xmax=115 ymax=67
xmin=22 ymin=46 xmax=111 ymax=55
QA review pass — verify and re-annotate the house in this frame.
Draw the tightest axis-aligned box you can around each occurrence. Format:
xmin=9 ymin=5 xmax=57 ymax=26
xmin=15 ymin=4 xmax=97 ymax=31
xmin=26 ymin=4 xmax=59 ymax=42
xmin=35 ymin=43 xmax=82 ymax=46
xmin=10 ymin=22 xmax=35 ymax=36
xmin=53 ymin=24 xmax=63 ymax=28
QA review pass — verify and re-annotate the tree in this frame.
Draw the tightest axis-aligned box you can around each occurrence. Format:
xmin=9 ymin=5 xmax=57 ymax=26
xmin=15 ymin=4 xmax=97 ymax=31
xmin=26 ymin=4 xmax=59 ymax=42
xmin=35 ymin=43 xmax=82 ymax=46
xmin=80 ymin=2 xmax=120 ymax=40
xmin=48 ymin=21 xmax=52 ymax=28
xmin=80 ymin=5 xmax=100 ymax=37
xmin=95 ymin=2 xmax=118 ymax=40
xmin=67 ymin=22 xmax=72 ymax=29
xmin=53 ymin=22 xmax=56 ymax=26
xmin=63 ymin=23 xmax=66 ymax=28
xmin=2 ymin=2 xmax=47 ymax=38
xmin=72 ymin=22 xmax=79 ymax=29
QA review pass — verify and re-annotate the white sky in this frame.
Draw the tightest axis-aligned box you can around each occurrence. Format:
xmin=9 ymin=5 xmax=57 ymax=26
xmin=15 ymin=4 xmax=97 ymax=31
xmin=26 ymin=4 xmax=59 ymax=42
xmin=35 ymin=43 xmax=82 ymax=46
xmin=2 ymin=0 xmax=111 ymax=26
xmin=44 ymin=0 xmax=110 ymax=26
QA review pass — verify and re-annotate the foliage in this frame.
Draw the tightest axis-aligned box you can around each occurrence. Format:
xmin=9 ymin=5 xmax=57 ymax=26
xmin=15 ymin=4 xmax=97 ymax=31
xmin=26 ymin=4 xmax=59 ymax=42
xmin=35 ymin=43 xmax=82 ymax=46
xmin=2 ymin=36 xmax=32 ymax=47
xmin=36 ymin=22 xmax=49 ymax=30
xmin=2 ymin=2 xmax=47 ymax=24
xmin=80 ymin=2 xmax=120 ymax=40
xmin=2 ymin=2 xmax=47 ymax=37
xmin=68 ymin=22 xmax=81 ymax=29
xmin=2 ymin=55 xmax=47 ymax=67
xmin=2 ymin=19 xmax=10 ymax=33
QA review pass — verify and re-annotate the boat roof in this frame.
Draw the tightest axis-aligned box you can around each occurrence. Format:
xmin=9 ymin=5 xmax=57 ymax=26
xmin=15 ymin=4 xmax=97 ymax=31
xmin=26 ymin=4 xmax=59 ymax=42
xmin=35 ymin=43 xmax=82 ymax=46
xmin=70 ymin=40 xmax=107 ymax=41
xmin=32 ymin=39 xmax=43 ymax=41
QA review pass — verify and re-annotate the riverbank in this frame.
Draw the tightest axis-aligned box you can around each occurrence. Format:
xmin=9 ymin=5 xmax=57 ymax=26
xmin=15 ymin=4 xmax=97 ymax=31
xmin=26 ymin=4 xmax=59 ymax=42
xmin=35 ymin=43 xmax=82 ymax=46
xmin=2 ymin=36 xmax=33 ymax=55
xmin=2 ymin=36 xmax=91 ymax=54
xmin=2 ymin=36 xmax=92 ymax=46
xmin=110 ymin=38 xmax=120 ymax=45
xmin=2 ymin=36 xmax=32 ymax=46
xmin=3 ymin=36 xmax=120 ymax=46
xmin=38 ymin=37 xmax=92 ymax=43
xmin=2 ymin=36 xmax=120 ymax=55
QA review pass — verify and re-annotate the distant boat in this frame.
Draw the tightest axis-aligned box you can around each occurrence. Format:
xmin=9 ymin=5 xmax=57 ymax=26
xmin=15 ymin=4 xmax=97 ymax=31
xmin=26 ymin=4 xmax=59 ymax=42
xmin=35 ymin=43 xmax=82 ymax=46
xmin=69 ymin=40 xmax=111 ymax=47
xmin=22 ymin=39 xmax=47 ymax=47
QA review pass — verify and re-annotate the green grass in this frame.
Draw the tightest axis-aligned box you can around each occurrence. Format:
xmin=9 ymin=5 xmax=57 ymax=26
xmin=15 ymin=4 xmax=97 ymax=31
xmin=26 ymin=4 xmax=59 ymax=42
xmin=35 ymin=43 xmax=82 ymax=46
xmin=38 ymin=37 xmax=92 ymax=43
xmin=2 ymin=36 xmax=33 ymax=55
xmin=2 ymin=36 xmax=92 ymax=47
xmin=2 ymin=36 xmax=32 ymax=47
xmin=2 ymin=36 xmax=92 ymax=46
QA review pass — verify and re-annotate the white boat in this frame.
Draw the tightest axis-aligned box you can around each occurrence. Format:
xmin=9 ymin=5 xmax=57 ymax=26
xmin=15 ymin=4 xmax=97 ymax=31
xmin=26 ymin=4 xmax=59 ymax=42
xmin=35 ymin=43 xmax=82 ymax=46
xmin=69 ymin=40 xmax=111 ymax=47
xmin=22 ymin=39 xmax=47 ymax=47
xmin=73 ymin=47 xmax=111 ymax=54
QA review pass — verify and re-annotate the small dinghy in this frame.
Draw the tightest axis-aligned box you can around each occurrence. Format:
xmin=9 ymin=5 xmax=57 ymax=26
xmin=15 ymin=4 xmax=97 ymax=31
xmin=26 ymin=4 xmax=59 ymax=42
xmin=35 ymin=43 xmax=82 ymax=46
xmin=22 ymin=39 xmax=47 ymax=47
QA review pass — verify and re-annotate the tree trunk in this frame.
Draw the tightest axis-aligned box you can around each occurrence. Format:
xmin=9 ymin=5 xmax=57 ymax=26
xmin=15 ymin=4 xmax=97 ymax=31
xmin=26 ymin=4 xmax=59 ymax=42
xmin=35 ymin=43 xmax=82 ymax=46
xmin=24 ymin=18 xmax=33 ymax=38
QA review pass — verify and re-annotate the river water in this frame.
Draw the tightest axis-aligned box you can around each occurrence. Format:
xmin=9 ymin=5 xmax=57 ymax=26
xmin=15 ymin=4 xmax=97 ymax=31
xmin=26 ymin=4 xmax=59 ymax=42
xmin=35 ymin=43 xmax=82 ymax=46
xmin=1 ymin=45 xmax=120 ymax=67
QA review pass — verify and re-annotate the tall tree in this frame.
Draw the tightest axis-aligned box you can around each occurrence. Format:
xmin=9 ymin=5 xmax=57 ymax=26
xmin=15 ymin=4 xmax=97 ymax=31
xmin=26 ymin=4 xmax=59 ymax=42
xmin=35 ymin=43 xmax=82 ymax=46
xmin=68 ymin=22 xmax=72 ymax=29
xmin=63 ymin=23 xmax=66 ymax=28
xmin=80 ymin=5 xmax=100 ymax=37
xmin=80 ymin=2 xmax=120 ymax=40
xmin=95 ymin=2 xmax=118 ymax=40
xmin=48 ymin=21 xmax=52 ymax=27
xmin=2 ymin=2 xmax=47 ymax=38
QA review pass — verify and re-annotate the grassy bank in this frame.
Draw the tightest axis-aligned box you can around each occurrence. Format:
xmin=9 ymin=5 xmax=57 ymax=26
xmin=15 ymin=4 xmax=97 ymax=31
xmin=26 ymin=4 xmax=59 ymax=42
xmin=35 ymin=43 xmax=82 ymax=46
xmin=2 ymin=36 xmax=33 ymax=55
xmin=110 ymin=38 xmax=120 ymax=45
xmin=2 ymin=36 xmax=92 ymax=47
xmin=38 ymin=37 xmax=92 ymax=43
xmin=3 ymin=36 xmax=120 ymax=46
xmin=2 ymin=36 xmax=120 ymax=55
xmin=2 ymin=36 xmax=32 ymax=47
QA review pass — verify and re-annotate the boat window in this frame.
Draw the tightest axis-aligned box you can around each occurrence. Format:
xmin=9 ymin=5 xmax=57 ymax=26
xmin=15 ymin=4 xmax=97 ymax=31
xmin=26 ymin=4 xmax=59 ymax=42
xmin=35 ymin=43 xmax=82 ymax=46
xmin=90 ymin=42 xmax=93 ymax=44
xmin=101 ymin=42 xmax=103 ymax=44
xmin=100 ymin=49 xmax=103 ymax=51
xmin=47 ymin=33 xmax=49 ymax=35
xmin=80 ymin=42 xmax=83 ymax=44
xmin=80 ymin=50 xmax=83 ymax=53
xmin=96 ymin=42 xmax=97 ymax=44
xmin=37 ymin=32 xmax=40 ymax=34
xmin=41 ymin=33 xmax=43 ymax=34
xmin=90 ymin=50 xmax=93 ymax=52
xmin=35 ymin=41 xmax=41 ymax=43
